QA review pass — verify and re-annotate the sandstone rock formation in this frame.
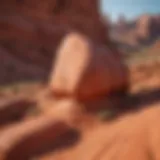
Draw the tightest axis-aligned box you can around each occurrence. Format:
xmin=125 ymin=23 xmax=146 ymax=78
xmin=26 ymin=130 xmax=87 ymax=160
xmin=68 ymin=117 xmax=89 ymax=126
xmin=136 ymin=14 xmax=160 ymax=43
xmin=49 ymin=32 xmax=128 ymax=101
xmin=110 ymin=14 xmax=160 ymax=53
xmin=0 ymin=0 xmax=110 ymax=84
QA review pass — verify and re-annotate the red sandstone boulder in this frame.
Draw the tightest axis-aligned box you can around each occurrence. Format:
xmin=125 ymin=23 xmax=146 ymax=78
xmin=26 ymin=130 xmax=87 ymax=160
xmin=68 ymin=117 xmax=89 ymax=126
xmin=49 ymin=32 xmax=128 ymax=101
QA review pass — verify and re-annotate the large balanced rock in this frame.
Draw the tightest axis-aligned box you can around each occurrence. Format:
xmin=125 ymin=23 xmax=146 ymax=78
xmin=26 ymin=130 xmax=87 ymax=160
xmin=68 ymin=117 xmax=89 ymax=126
xmin=49 ymin=32 xmax=128 ymax=101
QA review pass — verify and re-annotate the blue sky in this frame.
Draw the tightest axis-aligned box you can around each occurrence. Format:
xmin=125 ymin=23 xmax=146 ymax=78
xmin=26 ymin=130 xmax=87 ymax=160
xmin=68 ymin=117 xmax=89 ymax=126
xmin=100 ymin=0 xmax=160 ymax=21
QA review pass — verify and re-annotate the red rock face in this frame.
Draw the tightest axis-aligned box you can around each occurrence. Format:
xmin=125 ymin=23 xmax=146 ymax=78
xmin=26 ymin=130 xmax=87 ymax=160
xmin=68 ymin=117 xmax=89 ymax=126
xmin=0 ymin=0 xmax=108 ymax=44
xmin=0 ymin=0 xmax=110 ymax=84
xmin=136 ymin=14 xmax=160 ymax=43
xmin=110 ymin=14 xmax=160 ymax=53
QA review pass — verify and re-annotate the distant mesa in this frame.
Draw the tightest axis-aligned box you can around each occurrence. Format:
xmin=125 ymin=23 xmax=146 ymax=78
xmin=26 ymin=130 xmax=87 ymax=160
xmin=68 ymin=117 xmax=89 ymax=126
xmin=108 ymin=13 xmax=160 ymax=53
